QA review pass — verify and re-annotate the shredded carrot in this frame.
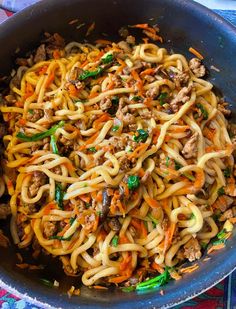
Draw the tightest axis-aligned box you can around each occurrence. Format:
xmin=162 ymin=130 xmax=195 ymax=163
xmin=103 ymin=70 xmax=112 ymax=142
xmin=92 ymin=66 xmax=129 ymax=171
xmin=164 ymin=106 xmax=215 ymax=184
xmin=38 ymin=65 xmax=48 ymax=75
xmin=93 ymin=113 xmax=111 ymax=129
xmin=229 ymin=218 xmax=236 ymax=224
xmin=138 ymin=168 xmax=145 ymax=178
xmin=143 ymin=30 xmax=163 ymax=42
xmin=142 ymin=37 xmax=149 ymax=44
xmin=130 ymin=23 xmax=149 ymax=30
xmin=116 ymin=58 xmax=126 ymax=74
xmin=18 ymin=118 xmax=26 ymax=126
xmin=15 ymin=101 xmax=24 ymax=107
xmin=163 ymin=222 xmax=176 ymax=253
xmin=53 ymin=49 xmax=61 ymax=59
xmin=128 ymin=143 xmax=148 ymax=159
xmin=140 ymin=68 xmax=155 ymax=77
xmin=207 ymin=243 xmax=225 ymax=254
xmin=189 ymin=47 xmax=204 ymax=60
xmin=24 ymin=82 xmax=34 ymax=99
xmin=152 ymin=128 xmax=160 ymax=144
xmin=109 ymin=275 xmax=130 ymax=284
xmin=79 ymin=131 xmax=99 ymax=150
xmin=180 ymin=264 xmax=199 ymax=273
xmin=86 ymin=22 xmax=95 ymax=36
xmin=79 ymin=194 xmax=91 ymax=203
xmin=97 ymin=229 xmax=107 ymax=242
xmin=203 ymin=127 xmax=215 ymax=140
xmin=140 ymin=220 xmax=147 ymax=238
xmin=81 ymin=59 xmax=89 ymax=68
xmin=145 ymin=197 xmax=161 ymax=209
xmin=119 ymin=254 xmax=132 ymax=276
xmin=45 ymin=72 xmax=55 ymax=89
xmin=151 ymin=262 xmax=164 ymax=273
xmin=212 ymin=195 xmax=228 ymax=210
xmin=131 ymin=69 xmax=143 ymax=94
xmin=119 ymin=234 xmax=129 ymax=244
xmin=93 ymin=285 xmax=108 ymax=290
xmin=43 ymin=202 xmax=56 ymax=215
xmin=131 ymin=218 xmax=141 ymax=230
xmin=68 ymin=84 xmax=78 ymax=97
xmin=63 ymin=161 xmax=76 ymax=172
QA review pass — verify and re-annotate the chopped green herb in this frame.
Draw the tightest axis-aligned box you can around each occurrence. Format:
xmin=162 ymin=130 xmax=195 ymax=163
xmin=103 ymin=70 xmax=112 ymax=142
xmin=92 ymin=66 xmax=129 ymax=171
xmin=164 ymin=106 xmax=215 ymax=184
xmin=158 ymin=92 xmax=168 ymax=106
xmin=85 ymin=203 xmax=91 ymax=208
xmin=127 ymin=175 xmax=140 ymax=190
xmin=147 ymin=213 xmax=158 ymax=227
xmin=55 ymin=183 xmax=64 ymax=210
xmin=50 ymin=135 xmax=59 ymax=155
xmin=50 ymin=235 xmax=72 ymax=241
xmin=190 ymin=213 xmax=195 ymax=219
xmin=17 ymin=121 xmax=65 ymax=142
xmin=111 ymin=235 xmax=119 ymax=247
xmin=69 ymin=216 xmax=76 ymax=226
xmin=183 ymin=172 xmax=195 ymax=181
xmin=108 ymin=96 xmax=119 ymax=116
xmin=39 ymin=278 xmax=54 ymax=287
xmin=132 ymin=96 xmax=143 ymax=102
xmin=212 ymin=238 xmax=226 ymax=246
xmin=133 ymin=129 xmax=149 ymax=143
xmin=88 ymin=147 xmax=97 ymax=153
xmin=218 ymin=187 xmax=225 ymax=196
xmin=165 ymin=156 xmax=170 ymax=167
xmin=121 ymin=286 xmax=136 ymax=292
xmin=111 ymin=96 xmax=119 ymax=105
xmin=136 ymin=267 xmax=171 ymax=291
xmin=78 ymin=67 xmax=103 ymax=81
xmin=216 ymin=228 xmax=227 ymax=240
xmin=223 ymin=167 xmax=231 ymax=178
xmin=28 ymin=109 xmax=34 ymax=114
xmin=144 ymin=220 xmax=148 ymax=230
xmin=101 ymin=53 xmax=113 ymax=64
xmin=112 ymin=125 xmax=120 ymax=132
xmin=97 ymin=210 xmax=102 ymax=216
xmin=174 ymin=161 xmax=183 ymax=170
xmin=196 ymin=103 xmax=208 ymax=120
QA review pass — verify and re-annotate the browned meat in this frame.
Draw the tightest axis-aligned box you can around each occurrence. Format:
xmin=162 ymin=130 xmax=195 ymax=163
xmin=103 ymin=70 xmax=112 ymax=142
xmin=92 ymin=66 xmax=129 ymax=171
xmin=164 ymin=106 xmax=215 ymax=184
xmin=42 ymin=137 xmax=50 ymax=151
xmin=0 ymin=123 xmax=6 ymax=138
xmin=183 ymin=237 xmax=202 ymax=262
xmin=219 ymin=209 xmax=234 ymax=222
xmin=146 ymin=87 xmax=159 ymax=99
xmin=68 ymin=67 xmax=83 ymax=83
xmin=84 ymin=212 xmax=96 ymax=232
xmin=109 ymin=135 xmax=137 ymax=152
xmin=123 ymin=113 xmax=136 ymax=126
xmin=100 ymin=189 xmax=112 ymax=222
xmin=44 ymin=109 xmax=54 ymax=121
xmin=34 ymin=44 xmax=46 ymax=63
xmin=170 ymin=85 xmax=192 ymax=112
xmin=43 ymin=221 xmax=57 ymax=238
xmin=44 ymin=32 xmax=65 ymax=49
xmin=182 ymin=132 xmax=198 ymax=159
xmin=140 ymin=110 xmax=153 ymax=119
xmin=29 ymin=171 xmax=47 ymax=197
xmin=26 ymin=109 xmax=44 ymax=122
xmin=21 ymin=202 xmax=38 ymax=215
xmin=118 ymin=27 xmax=129 ymax=39
xmin=0 ymin=203 xmax=11 ymax=219
xmin=100 ymin=97 xmax=112 ymax=111
xmin=108 ymin=217 xmax=121 ymax=231
xmin=119 ymin=156 xmax=133 ymax=172
xmin=218 ymin=101 xmax=231 ymax=117
xmin=173 ymin=71 xmax=190 ymax=87
xmin=214 ymin=195 xmax=234 ymax=212
xmin=126 ymin=35 xmax=135 ymax=45
xmin=189 ymin=58 xmax=206 ymax=78
xmin=117 ymin=41 xmax=132 ymax=53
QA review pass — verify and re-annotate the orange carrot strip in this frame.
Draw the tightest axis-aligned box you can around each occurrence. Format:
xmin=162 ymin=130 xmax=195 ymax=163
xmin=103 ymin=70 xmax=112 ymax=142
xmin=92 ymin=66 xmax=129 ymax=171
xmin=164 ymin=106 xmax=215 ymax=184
xmin=53 ymin=49 xmax=61 ymax=59
xmin=45 ymin=72 xmax=55 ymax=89
xmin=93 ymin=285 xmax=108 ymax=290
xmin=93 ymin=113 xmax=111 ymax=129
xmin=145 ymin=197 xmax=161 ymax=209
xmin=128 ymin=143 xmax=148 ymax=159
xmin=68 ymin=84 xmax=78 ymax=97
xmin=140 ymin=68 xmax=155 ymax=77
xmin=109 ymin=275 xmax=130 ymax=284
xmin=163 ymin=222 xmax=176 ymax=253
xmin=151 ymin=262 xmax=164 ymax=273
xmin=79 ymin=132 xmax=99 ymax=150
xmin=38 ymin=65 xmax=48 ymax=75
xmin=189 ymin=47 xmax=204 ymax=60
xmin=79 ymin=194 xmax=91 ymax=203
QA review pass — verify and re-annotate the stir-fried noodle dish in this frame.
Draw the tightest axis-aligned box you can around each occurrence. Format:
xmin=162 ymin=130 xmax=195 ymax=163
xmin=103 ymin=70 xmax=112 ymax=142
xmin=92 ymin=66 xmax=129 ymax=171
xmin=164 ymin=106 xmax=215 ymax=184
xmin=0 ymin=25 xmax=236 ymax=291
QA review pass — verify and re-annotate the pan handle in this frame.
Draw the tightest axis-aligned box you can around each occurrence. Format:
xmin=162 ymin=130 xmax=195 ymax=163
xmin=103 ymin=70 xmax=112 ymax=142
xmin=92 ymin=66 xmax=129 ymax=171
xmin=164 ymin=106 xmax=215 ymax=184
xmin=0 ymin=0 xmax=40 ymax=12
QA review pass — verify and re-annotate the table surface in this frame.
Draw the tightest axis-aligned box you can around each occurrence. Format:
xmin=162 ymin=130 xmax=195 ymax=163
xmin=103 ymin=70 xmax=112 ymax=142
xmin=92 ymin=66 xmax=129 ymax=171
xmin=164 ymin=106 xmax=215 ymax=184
xmin=0 ymin=1 xmax=236 ymax=308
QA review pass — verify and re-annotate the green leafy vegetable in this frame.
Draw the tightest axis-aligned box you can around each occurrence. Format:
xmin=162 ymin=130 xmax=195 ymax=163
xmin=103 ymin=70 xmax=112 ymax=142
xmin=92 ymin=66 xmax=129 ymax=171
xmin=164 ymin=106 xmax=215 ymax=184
xmin=55 ymin=183 xmax=64 ymax=210
xmin=196 ymin=103 xmax=208 ymax=120
xmin=212 ymin=238 xmax=226 ymax=246
xmin=127 ymin=175 xmax=140 ymax=190
xmin=69 ymin=216 xmax=76 ymax=226
xmin=147 ymin=213 xmax=158 ymax=227
xmin=111 ymin=235 xmax=119 ymax=247
xmin=112 ymin=125 xmax=120 ymax=132
xmin=133 ymin=129 xmax=149 ymax=143
xmin=158 ymin=92 xmax=168 ymax=106
xmin=218 ymin=187 xmax=225 ymax=196
xmin=50 ymin=135 xmax=59 ymax=155
xmin=88 ymin=147 xmax=97 ymax=153
xmin=136 ymin=267 xmax=171 ymax=291
xmin=78 ymin=67 xmax=103 ymax=81
xmin=223 ymin=167 xmax=231 ymax=178
xmin=132 ymin=96 xmax=143 ymax=102
xmin=50 ymin=235 xmax=72 ymax=241
xmin=85 ymin=203 xmax=91 ymax=208
xmin=216 ymin=228 xmax=227 ymax=240
xmin=174 ymin=161 xmax=183 ymax=170
xmin=190 ymin=213 xmax=195 ymax=219
xmin=40 ymin=278 xmax=54 ymax=287
xmin=28 ymin=109 xmax=34 ymax=114
xmin=17 ymin=121 xmax=65 ymax=142
xmin=165 ymin=156 xmax=170 ymax=167
xmin=101 ymin=54 xmax=113 ymax=64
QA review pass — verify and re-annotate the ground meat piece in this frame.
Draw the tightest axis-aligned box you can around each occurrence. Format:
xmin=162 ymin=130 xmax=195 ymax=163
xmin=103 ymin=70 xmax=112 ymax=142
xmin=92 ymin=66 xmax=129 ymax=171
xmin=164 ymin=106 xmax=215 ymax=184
xmin=29 ymin=171 xmax=47 ymax=197
xmin=189 ymin=58 xmax=206 ymax=78
xmin=146 ymin=87 xmax=158 ymax=98
xmin=44 ymin=32 xmax=65 ymax=49
xmin=43 ymin=221 xmax=57 ymax=238
xmin=22 ymin=202 xmax=39 ymax=215
xmin=128 ymin=123 xmax=137 ymax=131
xmin=44 ymin=109 xmax=54 ymax=120
xmin=118 ymin=27 xmax=129 ymax=38
xmin=176 ymin=248 xmax=185 ymax=261
xmin=123 ymin=113 xmax=136 ymax=126
xmin=215 ymin=195 xmax=234 ymax=212
xmin=170 ymin=85 xmax=192 ymax=112
xmin=108 ymin=217 xmax=121 ymax=231
xmin=174 ymin=71 xmax=190 ymax=87
xmin=0 ymin=123 xmax=6 ymax=138
xmin=126 ymin=35 xmax=135 ymax=45
xmin=119 ymin=156 xmax=133 ymax=172
xmin=140 ymin=110 xmax=153 ymax=119
xmin=117 ymin=41 xmax=132 ymax=53
xmin=34 ymin=44 xmax=46 ymax=63
xmin=161 ymin=217 xmax=169 ymax=231
xmin=68 ymin=67 xmax=83 ymax=83
xmin=100 ymin=97 xmax=112 ymax=111
xmin=84 ymin=213 xmax=96 ymax=232
xmin=219 ymin=209 xmax=233 ymax=221
xmin=111 ymin=75 xmax=123 ymax=88
xmin=183 ymin=237 xmax=202 ymax=262
xmin=0 ymin=204 xmax=11 ymax=219
xmin=182 ymin=132 xmax=198 ymax=159
xmin=218 ymin=101 xmax=231 ymax=117
xmin=26 ymin=109 xmax=44 ymax=122
xmin=124 ymin=276 xmax=139 ymax=287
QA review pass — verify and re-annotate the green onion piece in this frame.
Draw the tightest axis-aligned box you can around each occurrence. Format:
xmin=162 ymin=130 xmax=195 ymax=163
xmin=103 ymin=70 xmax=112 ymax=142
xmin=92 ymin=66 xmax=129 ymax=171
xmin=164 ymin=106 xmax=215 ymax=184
xmin=85 ymin=203 xmax=91 ymax=208
xmin=147 ymin=213 xmax=158 ymax=227
xmin=132 ymin=96 xmax=143 ymax=102
xmin=212 ymin=238 xmax=226 ymax=246
xmin=17 ymin=121 xmax=65 ymax=142
xmin=88 ymin=147 xmax=97 ymax=153
xmin=223 ymin=167 xmax=231 ymax=178
xmin=40 ymin=278 xmax=54 ymax=287
xmin=127 ymin=175 xmax=140 ymax=190
xmin=216 ymin=228 xmax=227 ymax=240
xmin=174 ymin=161 xmax=183 ymax=170
xmin=183 ymin=172 xmax=195 ymax=181
xmin=111 ymin=235 xmax=119 ymax=247
xmin=218 ymin=187 xmax=225 ymax=196
xmin=28 ymin=109 xmax=34 ymax=114
xmin=158 ymin=92 xmax=168 ymax=106
xmin=190 ymin=213 xmax=195 ymax=219
xmin=55 ymin=183 xmax=64 ymax=210
xmin=50 ymin=235 xmax=72 ymax=241
xmin=165 ymin=156 xmax=170 ymax=167
xmin=112 ymin=125 xmax=120 ymax=132
xmin=78 ymin=67 xmax=103 ymax=81
xmin=133 ymin=129 xmax=149 ymax=143
xmin=50 ymin=135 xmax=59 ymax=155
xmin=196 ymin=103 xmax=208 ymax=120
xmin=69 ymin=216 xmax=76 ymax=226
xmin=136 ymin=268 xmax=171 ymax=291
xmin=101 ymin=54 xmax=113 ymax=64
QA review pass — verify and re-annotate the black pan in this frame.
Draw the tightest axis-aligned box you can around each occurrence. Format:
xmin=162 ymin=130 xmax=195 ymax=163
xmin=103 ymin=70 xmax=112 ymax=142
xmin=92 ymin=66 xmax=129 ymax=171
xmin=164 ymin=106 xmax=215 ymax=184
xmin=0 ymin=0 xmax=236 ymax=308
